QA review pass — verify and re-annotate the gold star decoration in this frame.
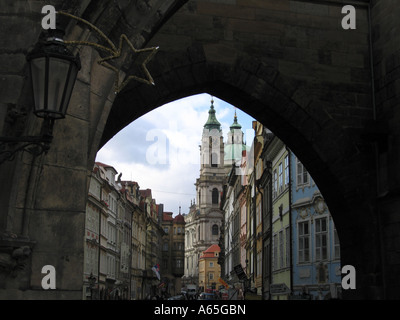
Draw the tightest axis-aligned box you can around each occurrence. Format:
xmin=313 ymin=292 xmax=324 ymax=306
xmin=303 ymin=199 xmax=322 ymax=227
xmin=58 ymin=11 xmax=159 ymax=93
xmin=98 ymin=34 xmax=159 ymax=92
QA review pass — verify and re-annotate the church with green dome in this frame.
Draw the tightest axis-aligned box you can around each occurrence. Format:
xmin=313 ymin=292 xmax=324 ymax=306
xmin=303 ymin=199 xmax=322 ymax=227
xmin=182 ymin=97 xmax=250 ymax=287
xmin=224 ymin=109 xmax=250 ymax=170
xmin=202 ymin=97 xmax=249 ymax=170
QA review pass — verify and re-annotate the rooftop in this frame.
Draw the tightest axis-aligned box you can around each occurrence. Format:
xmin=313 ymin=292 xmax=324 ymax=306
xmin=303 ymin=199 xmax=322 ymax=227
xmin=200 ymin=244 xmax=220 ymax=258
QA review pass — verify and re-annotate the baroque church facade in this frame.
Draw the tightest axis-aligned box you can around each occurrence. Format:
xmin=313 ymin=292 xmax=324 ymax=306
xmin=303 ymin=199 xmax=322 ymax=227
xmin=182 ymin=98 xmax=247 ymax=288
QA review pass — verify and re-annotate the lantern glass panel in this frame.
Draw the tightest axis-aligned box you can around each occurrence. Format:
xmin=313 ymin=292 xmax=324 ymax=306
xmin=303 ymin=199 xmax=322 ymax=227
xmin=47 ymin=57 xmax=71 ymax=118
xmin=61 ymin=61 xmax=79 ymax=117
xmin=30 ymin=57 xmax=46 ymax=114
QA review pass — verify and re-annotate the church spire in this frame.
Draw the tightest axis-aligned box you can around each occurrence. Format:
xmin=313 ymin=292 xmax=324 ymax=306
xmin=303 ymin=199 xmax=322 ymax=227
xmin=204 ymin=96 xmax=221 ymax=131
xmin=230 ymin=108 xmax=242 ymax=132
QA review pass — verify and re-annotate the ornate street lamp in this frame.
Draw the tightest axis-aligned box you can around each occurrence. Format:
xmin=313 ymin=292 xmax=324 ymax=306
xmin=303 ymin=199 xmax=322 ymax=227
xmin=27 ymin=28 xmax=81 ymax=120
xmin=0 ymin=28 xmax=81 ymax=164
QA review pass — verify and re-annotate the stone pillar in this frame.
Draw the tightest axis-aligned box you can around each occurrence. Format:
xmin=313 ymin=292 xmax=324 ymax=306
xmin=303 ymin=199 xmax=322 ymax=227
xmin=0 ymin=19 xmax=116 ymax=299
xmin=370 ymin=0 xmax=400 ymax=299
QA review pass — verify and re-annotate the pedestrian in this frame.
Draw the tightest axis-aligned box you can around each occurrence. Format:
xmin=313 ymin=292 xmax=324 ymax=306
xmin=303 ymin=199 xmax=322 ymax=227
xmin=238 ymin=288 xmax=244 ymax=300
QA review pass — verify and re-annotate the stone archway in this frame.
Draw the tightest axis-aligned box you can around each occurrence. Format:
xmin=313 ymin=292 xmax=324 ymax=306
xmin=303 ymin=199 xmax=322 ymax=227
xmin=100 ymin=48 xmax=380 ymax=299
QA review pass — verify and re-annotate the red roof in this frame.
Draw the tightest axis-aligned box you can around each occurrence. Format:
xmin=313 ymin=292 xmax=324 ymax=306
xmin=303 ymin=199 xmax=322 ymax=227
xmin=121 ymin=180 xmax=139 ymax=186
xmin=200 ymin=244 xmax=220 ymax=258
xmin=204 ymin=244 xmax=220 ymax=253
xmin=95 ymin=162 xmax=118 ymax=173
xmin=173 ymin=213 xmax=185 ymax=224
xmin=139 ymin=189 xmax=152 ymax=198
xmin=163 ymin=212 xmax=173 ymax=221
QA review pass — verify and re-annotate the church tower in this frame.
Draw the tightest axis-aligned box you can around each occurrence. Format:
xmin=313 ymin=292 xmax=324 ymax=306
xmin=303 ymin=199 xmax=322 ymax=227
xmin=224 ymin=109 xmax=246 ymax=170
xmin=183 ymin=98 xmax=249 ymax=289
xmin=197 ymin=97 xmax=226 ymax=210
xmin=183 ymin=97 xmax=226 ymax=287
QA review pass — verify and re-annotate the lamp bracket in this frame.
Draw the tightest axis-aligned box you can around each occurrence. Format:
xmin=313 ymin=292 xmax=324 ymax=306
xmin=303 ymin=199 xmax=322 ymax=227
xmin=0 ymin=118 xmax=54 ymax=165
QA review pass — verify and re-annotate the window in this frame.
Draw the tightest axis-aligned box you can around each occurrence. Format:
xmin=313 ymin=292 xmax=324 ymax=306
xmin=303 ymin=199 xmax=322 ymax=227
xmin=212 ymin=224 xmax=219 ymax=236
xmin=211 ymin=153 xmax=218 ymax=167
xmin=297 ymin=158 xmax=309 ymax=186
xmin=285 ymin=227 xmax=290 ymax=267
xmin=298 ymin=221 xmax=310 ymax=263
xmin=176 ymin=259 xmax=183 ymax=268
xmin=264 ymin=242 xmax=270 ymax=280
xmin=209 ymin=272 xmax=214 ymax=280
xmin=284 ymin=155 xmax=289 ymax=185
xmin=273 ymin=234 xmax=278 ymax=270
xmin=333 ymin=227 xmax=340 ymax=260
xmin=164 ymin=227 xmax=169 ymax=234
xmin=212 ymin=188 xmax=219 ymax=204
xmin=315 ymin=217 xmax=328 ymax=261
xmin=279 ymin=230 xmax=284 ymax=268
xmin=163 ymin=242 xmax=168 ymax=252
xmin=273 ymin=170 xmax=277 ymax=198
xmin=278 ymin=163 xmax=283 ymax=192
xmin=209 ymin=262 xmax=214 ymax=267
xmin=209 ymin=136 xmax=219 ymax=167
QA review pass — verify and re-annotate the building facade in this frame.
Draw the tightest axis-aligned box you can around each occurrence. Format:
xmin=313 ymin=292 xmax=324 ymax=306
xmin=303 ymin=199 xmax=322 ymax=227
xmin=162 ymin=210 xmax=185 ymax=297
xmin=83 ymin=163 xmax=102 ymax=300
xmin=220 ymin=120 xmax=342 ymax=300
xmin=290 ymin=153 xmax=342 ymax=300
xmin=259 ymin=128 xmax=274 ymax=300
xmin=198 ymin=244 xmax=221 ymax=293
xmin=268 ymin=137 xmax=292 ymax=300
xmin=123 ymin=180 xmax=146 ymax=300
xmin=222 ymin=164 xmax=240 ymax=286
xmin=140 ymin=189 xmax=164 ymax=299
xmin=84 ymin=164 xmax=167 ymax=300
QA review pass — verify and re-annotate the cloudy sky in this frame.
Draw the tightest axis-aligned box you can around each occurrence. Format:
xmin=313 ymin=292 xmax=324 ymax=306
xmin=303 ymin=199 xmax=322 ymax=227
xmin=95 ymin=93 xmax=255 ymax=215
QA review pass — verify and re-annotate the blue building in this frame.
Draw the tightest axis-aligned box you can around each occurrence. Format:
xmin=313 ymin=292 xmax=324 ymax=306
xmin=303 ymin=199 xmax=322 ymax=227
xmin=290 ymin=152 xmax=342 ymax=300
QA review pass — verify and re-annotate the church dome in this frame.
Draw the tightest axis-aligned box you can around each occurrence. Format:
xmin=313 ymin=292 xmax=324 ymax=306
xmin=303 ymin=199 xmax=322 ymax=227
xmin=230 ymin=111 xmax=242 ymax=131
xmin=224 ymin=110 xmax=249 ymax=162
xmin=203 ymin=98 xmax=221 ymax=131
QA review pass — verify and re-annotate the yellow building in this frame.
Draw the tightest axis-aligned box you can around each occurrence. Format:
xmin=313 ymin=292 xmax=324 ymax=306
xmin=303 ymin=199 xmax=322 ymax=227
xmin=267 ymin=137 xmax=291 ymax=300
xmin=198 ymin=244 xmax=221 ymax=293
